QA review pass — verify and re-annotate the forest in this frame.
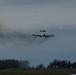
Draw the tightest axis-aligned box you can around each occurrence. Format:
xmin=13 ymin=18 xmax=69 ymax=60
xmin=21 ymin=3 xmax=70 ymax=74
xmin=0 ymin=59 xmax=76 ymax=69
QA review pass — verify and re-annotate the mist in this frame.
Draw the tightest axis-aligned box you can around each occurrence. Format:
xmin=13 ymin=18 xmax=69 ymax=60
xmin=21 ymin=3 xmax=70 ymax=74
xmin=0 ymin=0 xmax=76 ymax=66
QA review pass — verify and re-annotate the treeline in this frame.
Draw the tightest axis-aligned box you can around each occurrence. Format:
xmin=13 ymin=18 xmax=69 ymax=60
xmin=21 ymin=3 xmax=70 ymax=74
xmin=48 ymin=59 xmax=76 ymax=68
xmin=0 ymin=59 xmax=76 ymax=69
xmin=0 ymin=59 xmax=30 ymax=69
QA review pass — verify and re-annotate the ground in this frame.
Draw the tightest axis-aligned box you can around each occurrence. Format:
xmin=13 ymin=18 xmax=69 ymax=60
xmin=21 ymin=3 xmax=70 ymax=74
xmin=0 ymin=68 xmax=76 ymax=75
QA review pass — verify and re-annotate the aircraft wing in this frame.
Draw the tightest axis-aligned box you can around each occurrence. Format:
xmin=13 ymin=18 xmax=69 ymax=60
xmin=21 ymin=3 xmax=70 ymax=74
xmin=32 ymin=34 xmax=41 ymax=37
xmin=49 ymin=35 xmax=55 ymax=37
xmin=32 ymin=34 xmax=37 ymax=36
xmin=44 ymin=35 xmax=55 ymax=37
xmin=32 ymin=34 xmax=55 ymax=37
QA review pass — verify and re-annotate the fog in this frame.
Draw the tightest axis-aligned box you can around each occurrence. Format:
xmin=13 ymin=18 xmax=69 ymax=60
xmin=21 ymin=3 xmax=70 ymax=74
xmin=0 ymin=0 xmax=76 ymax=66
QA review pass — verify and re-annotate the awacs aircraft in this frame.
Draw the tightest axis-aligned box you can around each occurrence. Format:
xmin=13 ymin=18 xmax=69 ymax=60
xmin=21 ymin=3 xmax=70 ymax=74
xmin=32 ymin=30 xmax=55 ymax=38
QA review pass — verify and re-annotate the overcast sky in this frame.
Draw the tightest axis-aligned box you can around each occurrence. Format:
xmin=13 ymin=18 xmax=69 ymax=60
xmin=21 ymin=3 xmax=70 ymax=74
xmin=0 ymin=0 xmax=76 ymax=31
xmin=0 ymin=0 xmax=76 ymax=66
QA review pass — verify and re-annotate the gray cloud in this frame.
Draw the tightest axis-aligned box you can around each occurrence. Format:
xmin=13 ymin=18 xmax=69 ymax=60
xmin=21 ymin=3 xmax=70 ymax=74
xmin=0 ymin=0 xmax=75 ymax=5
xmin=0 ymin=0 xmax=76 ymax=66
xmin=0 ymin=0 xmax=76 ymax=32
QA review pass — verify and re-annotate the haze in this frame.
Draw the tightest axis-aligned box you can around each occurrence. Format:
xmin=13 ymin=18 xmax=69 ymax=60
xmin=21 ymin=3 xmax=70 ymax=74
xmin=0 ymin=0 xmax=76 ymax=66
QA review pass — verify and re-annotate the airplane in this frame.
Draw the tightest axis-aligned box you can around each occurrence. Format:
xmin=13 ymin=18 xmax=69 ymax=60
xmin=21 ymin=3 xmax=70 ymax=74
xmin=32 ymin=30 xmax=55 ymax=38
